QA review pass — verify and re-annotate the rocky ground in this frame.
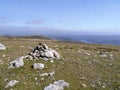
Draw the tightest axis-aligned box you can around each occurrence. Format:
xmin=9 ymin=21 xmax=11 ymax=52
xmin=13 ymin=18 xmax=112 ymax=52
xmin=0 ymin=37 xmax=120 ymax=90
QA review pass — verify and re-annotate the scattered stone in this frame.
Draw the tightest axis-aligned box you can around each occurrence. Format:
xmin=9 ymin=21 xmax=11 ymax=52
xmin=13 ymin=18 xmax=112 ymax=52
xmin=2 ymin=55 xmax=6 ymax=57
xmin=9 ymin=56 xmax=24 ymax=68
xmin=4 ymin=78 xmax=8 ymax=82
xmin=40 ymin=73 xmax=49 ymax=77
xmin=44 ymin=80 xmax=69 ymax=90
xmin=99 ymin=52 xmax=107 ymax=58
xmin=119 ymin=50 xmax=120 ymax=52
xmin=109 ymin=53 xmax=113 ymax=59
xmin=102 ymin=85 xmax=106 ymax=88
xmin=0 ymin=43 xmax=6 ymax=50
xmin=80 ymin=77 xmax=86 ymax=80
xmin=34 ymin=77 xmax=38 ymax=80
xmin=90 ymin=83 xmax=96 ymax=88
xmin=33 ymin=63 xmax=44 ymax=70
xmin=50 ymin=60 xmax=54 ymax=63
xmin=20 ymin=45 xmax=24 ymax=48
xmin=40 ymin=71 xmax=55 ymax=77
xmin=26 ymin=43 xmax=60 ymax=60
xmin=78 ymin=49 xmax=91 ymax=56
xmin=100 ymin=54 xmax=107 ymax=58
xmin=44 ymin=84 xmax=63 ymax=90
xmin=81 ymin=84 xmax=87 ymax=88
xmin=41 ymin=78 xmax=44 ymax=80
xmin=23 ymin=82 xmax=27 ymax=85
xmin=36 ymin=82 xmax=38 ymax=85
xmin=5 ymin=80 xmax=19 ymax=88
xmin=0 ymin=59 xmax=4 ymax=65
xmin=49 ymin=71 xmax=55 ymax=76
xmin=109 ymin=63 xmax=112 ymax=66
xmin=94 ymin=55 xmax=97 ymax=57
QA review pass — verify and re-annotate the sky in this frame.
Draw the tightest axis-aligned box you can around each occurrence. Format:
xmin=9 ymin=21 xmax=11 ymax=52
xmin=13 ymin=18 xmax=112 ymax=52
xmin=0 ymin=0 xmax=120 ymax=34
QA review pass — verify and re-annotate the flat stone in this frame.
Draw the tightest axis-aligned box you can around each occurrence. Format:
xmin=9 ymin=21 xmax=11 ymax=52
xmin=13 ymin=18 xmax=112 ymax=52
xmin=33 ymin=63 xmax=44 ymax=70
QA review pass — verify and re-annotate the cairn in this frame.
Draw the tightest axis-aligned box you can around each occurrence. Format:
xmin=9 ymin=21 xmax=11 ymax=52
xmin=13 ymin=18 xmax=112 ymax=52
xmin=26 ymin=43 xmax=60 ymax=60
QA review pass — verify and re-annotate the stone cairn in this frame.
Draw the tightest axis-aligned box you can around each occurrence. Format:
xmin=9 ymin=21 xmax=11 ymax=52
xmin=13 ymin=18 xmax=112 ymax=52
xmin=26 ymin=43 xmax=60 ymax=60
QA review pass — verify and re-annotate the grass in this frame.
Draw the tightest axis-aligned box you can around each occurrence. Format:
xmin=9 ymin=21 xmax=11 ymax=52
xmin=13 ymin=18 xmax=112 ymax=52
xmin=0 ymin=37 xmax=120 ymax=90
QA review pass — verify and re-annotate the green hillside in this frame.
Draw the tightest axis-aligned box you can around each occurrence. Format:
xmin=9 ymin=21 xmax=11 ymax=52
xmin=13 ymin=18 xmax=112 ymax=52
xmin=0 ymin=37 xmax=120 ymax=90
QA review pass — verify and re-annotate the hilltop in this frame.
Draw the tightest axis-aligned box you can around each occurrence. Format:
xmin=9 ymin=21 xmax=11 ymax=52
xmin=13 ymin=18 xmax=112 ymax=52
xmin=0 ymin=37 xmax=120 ymax=90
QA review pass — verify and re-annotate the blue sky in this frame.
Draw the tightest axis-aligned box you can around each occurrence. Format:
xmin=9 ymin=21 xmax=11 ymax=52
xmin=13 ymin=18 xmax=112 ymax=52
xmin=0 ymin=0 xmax=120 ymax=34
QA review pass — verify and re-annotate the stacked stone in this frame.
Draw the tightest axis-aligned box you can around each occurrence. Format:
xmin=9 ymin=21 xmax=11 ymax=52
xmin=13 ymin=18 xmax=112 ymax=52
xmin=26 ymin=43 xmax=60 ymax=60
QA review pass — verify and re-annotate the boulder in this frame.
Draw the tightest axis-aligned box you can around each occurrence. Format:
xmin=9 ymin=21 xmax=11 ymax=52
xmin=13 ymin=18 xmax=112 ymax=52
xmin=0 ymin=43 xmax=6 ymax=50
xmin=5 ymin=80 xmax=19 ymax=88
xmin=44 ymin=80 xmax=69 ymax=90
xmin=9 ymin=56 xmax=24 ymax=68
xmin=33 ymin=63 xmax=44 ymax=69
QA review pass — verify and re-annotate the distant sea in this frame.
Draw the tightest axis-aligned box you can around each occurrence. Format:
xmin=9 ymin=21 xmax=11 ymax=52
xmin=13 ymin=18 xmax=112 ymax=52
xmin=0 ymin=29 xmax=120 ymax=46
xmin=50 ymin=35 xmax=120 ymax=46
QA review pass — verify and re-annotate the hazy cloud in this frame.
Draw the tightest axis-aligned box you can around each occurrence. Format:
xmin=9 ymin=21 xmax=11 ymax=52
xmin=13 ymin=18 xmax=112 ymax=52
xmin=0 ymin=25 xmax=65 ymax=36
xmin=0 ymin=25 xmax=61 ymax=32
xmin=0 ymin=16 xmax=8 ymax=23
xmin=57 ymin=17 xmax=74 ymax=23
xmin=26 ymin=19 xmax=43 ymax=25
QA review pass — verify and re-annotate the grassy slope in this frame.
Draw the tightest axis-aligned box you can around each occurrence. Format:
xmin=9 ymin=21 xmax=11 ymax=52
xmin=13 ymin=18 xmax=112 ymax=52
xmin=0 ymin=37 xmax=120 ymax=90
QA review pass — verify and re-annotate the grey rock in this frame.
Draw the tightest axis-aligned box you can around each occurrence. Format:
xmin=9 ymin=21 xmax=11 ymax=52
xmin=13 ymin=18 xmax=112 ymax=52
xmin=100 ymin=54 xmax=107 ymax=58
xmin=50 ymin=60 xmax=54 ymax=63
xmin=0 ymin=43 xmax=6 ymax=50
xmin=2 ymin=54 xmax=6 ymax=57
xmin=78 ymin=49 xmax=91 ymax=56
xmin=34 ymin=77 xmax=38 ymax=80
xmin=41 ymin=78 xmax=44 ymax=80
xmin=81 ymin=84 xmax=87 ymax=88
xmin=40 ymin=71 xmax=55 ymax=77
xmin=5 ymin=80 xmax=19 ymax=88
xmin=99 ymin=51 xmax=107 ymax=58
xmin=109 ymin=53 xmax=113 ymax=59
xmin=4 ymin=78 xmax=8 ymax=82
xmin=49 ymin=71 xmax=55 ymax=76
xmin=9 ymin=56 xmax=24 ymax=68
xmin=0 ymin=59 xmax=4 ymax=65
xmin=33 ymin=63 xmax=44 ymax=69
xmin=44 ymin=80 xmax=69 ymax=90
xmin=40 ymin=73 xmax=49 ymax=77
xmin=44 ymin=84 xmax=63 ymax=90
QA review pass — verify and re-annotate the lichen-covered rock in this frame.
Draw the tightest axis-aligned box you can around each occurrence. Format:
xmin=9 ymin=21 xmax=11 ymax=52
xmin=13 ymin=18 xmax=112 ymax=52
xmin=0 ymin=43 xmax=6 ymax=50
xmin=9 ymin=56 xmax=24 ymax=68
xmin=44 ymin=80 xmax=69 ymax=90
xmin=5 ymin=80 xmax=19 ymax=88
xmin=26 ymin=43 xmax=60 ymax=60
xmin=33 ymin=63 xmax=44 ymax=69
